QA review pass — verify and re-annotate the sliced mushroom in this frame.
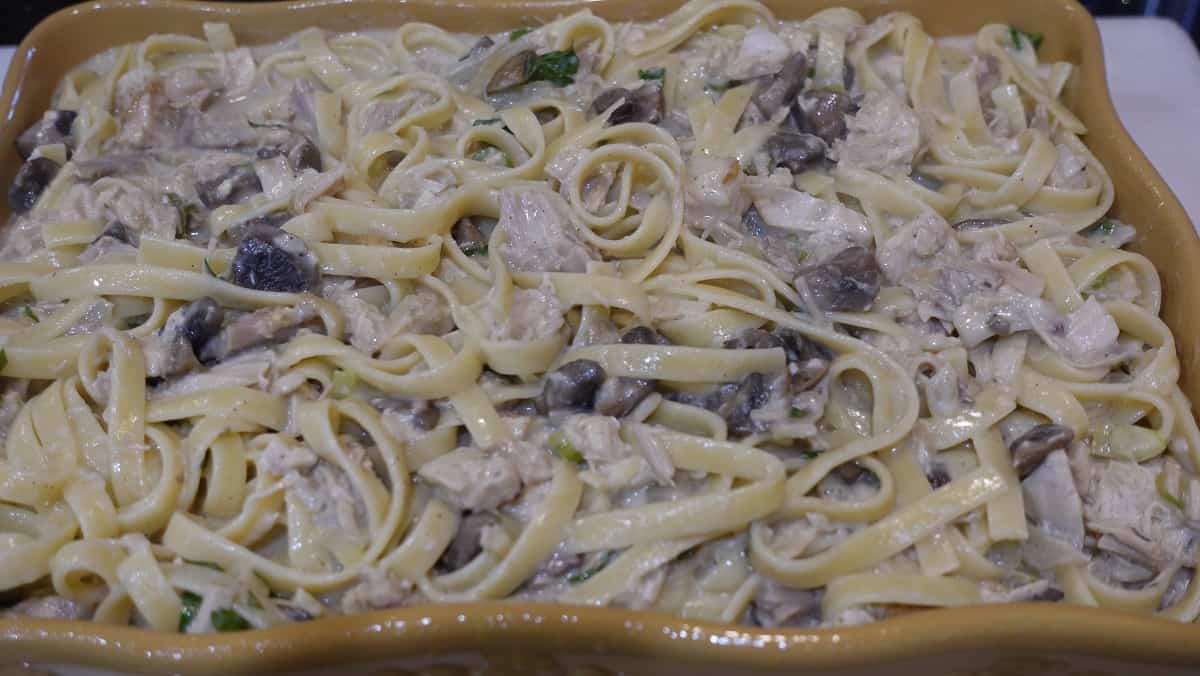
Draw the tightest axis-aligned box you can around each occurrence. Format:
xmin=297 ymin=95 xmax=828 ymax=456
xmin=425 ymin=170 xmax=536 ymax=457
xmin=462 ymin=35 xmax=495 ymax=62
xmin=742 ymin=204 xmax=768 ymax=237
xmin=777 ymin=330 xmax=832 ymax=391
xmin=497 ymin=398 xmax=539 ymax=416
xmin=594 ymin=376 xmax=655 ymax=418
xmin=590 ymin=81 xmax=663 ymax=125
xmin=173 ymin=298 xmax=226 ymax=354
xmin=798 ymin=246 xmax=881 ymax=312
xmin=833 ymin=461 xmax=866 ymax=482
xmin=196 ymin=163 xmax=262 ymax=209
xmin=1032 ymin=587 xmax=1066 ymax=602
xmin=952 ymin=217 xmax=1011 ymax=231
xmin=8 ymin=157 xmax=60 ymax=214
xmin=452 ymin=218 xmax=488 ymax=255
xmin=436 ymin=512 xmax=499 ymax=572
xmin=714 ymin=372 xmax=770 ymax=436
xmin=486 ymin=50 xmax=534 ymax=94
xmin=288 ymin=139 xmax=323 ymax=172
xmin=765 ymin=131 xmax=827 ymax=173
xmin=723 ymin=328 xmax=783 ymax=351
xmin=143 ymin=299 xmax=224 ymax=379
xmin=15 ymin=110 xmax=77 ymax=160
xmin=229 ymin=225 xmax=320 ymax=293
xmin=795 ymin=89 xmax=855 ymax=145
xmin=92 ymin=220 xmax=135 ymax=246
xmin=536 ymin=359 xmax=606 ymax=413
xmin=909 ymin=171 xmax=944 ymax=191
xmin=926 ymin=464 xmax=951 ymax=489
xmin=1010 ymin=423 xmax=1074 ymax=479
xmin=619 ymin=325 xmax=671 ymax=346
xmin=743 ymin=52 xmax=808 ymax=124
xmin=749 ymin=578 xmax=821 ymax=628
xmin=199 ymin=302 xmax=320 ymax=363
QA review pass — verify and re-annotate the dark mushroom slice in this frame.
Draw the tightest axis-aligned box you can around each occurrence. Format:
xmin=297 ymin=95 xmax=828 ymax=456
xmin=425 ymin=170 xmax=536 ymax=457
xmin=765 ymin=131 xmax=827 ymax=174
xmin=1010 ymin=423 xmax=1074 ymax=479
xmin=926 ymin=464 xmax=951 ymax=489
xmin=486 ymin=50 xmax=535 ymax=94
xmin=229 ymin=225 xmax=321 ymax=293
xmin=1032 ymin=587 xmax=1066 ymax=602
xmin=594 ymin=376 xmax=656 ymax=418
xmin=590 ymin=81 xmax=663 ymax=125
xmin=15 ymin=110 xmax=77 ymax=160
xmin=8 ymin=157 xmax=60 ymax=214
xmin=171 ymin=298 xmax=226 ymax=354
xmin=794 ymin=89 xmax=855 ymax=145
xmin=619 ymin=325 xmax=671 ymax=346
xmin=714 ymin=372 xmax=770 ymax=436
xmin=742 ymin=52 xmax=808 ymax=125
xmin=780 ymin=331 xmax=832 ymax=391
xmin=536 ymin=359 xmax=606 ymax=413
xmin=461 ymin=35 xmax=495 ymax=62
xmin=196 ymin=164 xmax=263 ymax=209
xmin=798 ymin=246 xmax=881 ymax=312
xmin=92 ymin=221 xmax=135 ymax=246
xmin=952 ymin=217 xmax=1011 ymax=231
xmin=909 ymin=171 xmax=944 ymax=191
xmin=223 ymin=211 xmax=293 ymax=246
xmin=497 ymin=398 xmax=539 ymax=416
xmin=199 ymin=302 xmax=321 ymax=363
xmin=452 ymin=218 xmax=488 ymax=256
xmin=748 ymin=578 xmax=822 ymax=628
xmin=288 ymin=139 xmax=323 ymax=172
xmin=436 ymin=512 xmax=499 ymax=572
xmin=723 ymin=328 xmax=783 ymax=351
xmin=833 ymin=461 xmax=866 ymax=482
xmin=742 ymin=204 xmax=768 ymax=237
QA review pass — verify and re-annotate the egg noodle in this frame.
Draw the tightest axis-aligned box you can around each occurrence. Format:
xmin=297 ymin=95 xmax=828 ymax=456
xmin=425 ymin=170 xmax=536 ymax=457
xmin=1 ymin=0 xmax=1198 ymax=633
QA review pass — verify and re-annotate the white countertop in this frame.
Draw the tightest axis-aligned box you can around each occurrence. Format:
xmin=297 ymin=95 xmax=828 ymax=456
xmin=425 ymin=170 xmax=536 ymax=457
xmin=1 ymin=16 xmax=1197 ymax=224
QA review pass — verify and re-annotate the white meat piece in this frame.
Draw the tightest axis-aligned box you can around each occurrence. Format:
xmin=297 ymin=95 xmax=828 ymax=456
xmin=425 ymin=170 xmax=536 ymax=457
xmin=503 ymin=439 xmax=556 ymax=485
xmin=291 ymin=166 xmax=345 ymax=212
xmin=1031 ymin=297 xmax=1132 ymax=368
xmin=562 ymin=414 xmax=634 ymax=464
xmin=58 ymin=180 xmax=178 ymax=241
xmin=726 ymin=25 xmax=791 ymax=79
xmin=255 ymin=155 xmax=295 ymax=200
xmin=0 ymin=381 xmax=27 ymax=445
xmin=1021 ymin=450 xmax=1086 ymax=549
xmin=380 ymin=158 xmax=457 ymax=209
xmin=327 ymin=283 xmax=453 ymax=354
xmin=113 ymin=68 xmax=174 ymax=148
xmin=1082 ymin=458 xmax=1193 ymax=568
xmin=417 ymin=446 xmax=521 ymax=510
xmin=496 ymin=186 xmax=596 ymax=273
xmin=2 ymin=595 xmax=91 ymax=620
xmin=77 ymin=234 xmax=138 ymax=264
xmin=685 ymin=153 xmax=746 ymax=237
xmin=220 ymin=48 xmax=257 ymax=97
xmin=201 ymin=302 xmax=320 ymax=362
xmin=258 ymin=436 xmax=319 ymax=476
xmin=745 ymin=183 xmax=872 ymax=263
xmin=140 ymin=332 xmax=199 ymax=380
xmin=341 ymin=567 xmax=421 ymax=614
xmin=876 ymin=211 xmax=960 ymax=284
xmin=161 ymin=67 xmax=214 ymax=109
xmin=1048 ymin=142 xmax=1089 ymax=190
xmin=285 ymin=460 xmax=368 ymax=537
xmin=833 ymin=91 xmax=921 ymax=176
xmin=153 ymin=349 xmax=274 ymax=398
xmin=475 ymin=281 xmax=565 ymax=342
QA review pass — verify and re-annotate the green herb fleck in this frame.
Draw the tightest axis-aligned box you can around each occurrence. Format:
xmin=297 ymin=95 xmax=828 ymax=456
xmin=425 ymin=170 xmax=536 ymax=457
xmin=22 ymin=306 xmax=37 ymax=323
xmin=548 ymin=431 xmax=584 ymax=464
xmin=0 ymin=349 xmax=7 ymax=371
xmin=165 ymin=193 xmax=200 ymax=240
xmin=1088 ymin=270 xmax=1110 ymax=291
xmin=179 ymin=591 xmax=203 ymax=632
xmin=510 ymin=26 xmax=533 ymax=41
xmin=203 ymin=258 xmax=218 ymax=278
xmin=568 ymin=552 xmax=614 ymax=584
xmin=790 ymin=407 xmax=806 ymax=418
xmin=211 ymin=608 xmax=252 ymax=632
xmin=1157 ymin=471 xmax=1185 ymax=510
xmin=526 ymin=49 xmax=579 ymax=87
xmin=246 ymin=593 xmax=263 ymax=610
xmin=247 ymin=119 xmax=291 ymax=130
xmin=473 ymin=118 xmax=502 ymax=126
xmin=1009 ymin=25 xmax=1044 ymax=51
xmin=801 ymin=449 xmax=820 ymax=459
xmin=1093 ymin=219 xmax=1117 ymax=236
xmin=638 ymin=67 xmax=665 ymax=81
xmin=461 ymin=241 xmax=488 ymax=257
xmin=183 ymin=559 xmax=223 ymax=571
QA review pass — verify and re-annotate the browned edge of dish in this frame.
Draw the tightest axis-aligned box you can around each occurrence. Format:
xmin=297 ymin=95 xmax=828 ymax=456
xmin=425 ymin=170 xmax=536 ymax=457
xmin=1 ymin=0 xmax=1199 ymax=674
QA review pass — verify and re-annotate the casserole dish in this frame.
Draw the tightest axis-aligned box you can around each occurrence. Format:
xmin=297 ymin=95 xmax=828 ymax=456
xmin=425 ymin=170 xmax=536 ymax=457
xmin=1 ymin=0 xmax=1199 ymax=674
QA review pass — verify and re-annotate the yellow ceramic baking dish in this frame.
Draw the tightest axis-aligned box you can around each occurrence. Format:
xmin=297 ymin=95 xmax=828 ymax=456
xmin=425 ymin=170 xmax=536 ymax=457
xmin=1 ymin=0 xmax=1198 ymax=674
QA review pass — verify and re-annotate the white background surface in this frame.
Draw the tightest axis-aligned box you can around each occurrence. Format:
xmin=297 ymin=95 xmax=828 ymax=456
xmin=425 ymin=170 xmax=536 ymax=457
xmin=0 ymin=17 xmax=1196 ymax=223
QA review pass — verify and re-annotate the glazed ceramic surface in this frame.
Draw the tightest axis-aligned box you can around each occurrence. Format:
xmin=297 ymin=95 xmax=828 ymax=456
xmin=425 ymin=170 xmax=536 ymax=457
xmin=1 ymin=0 xmax=1198 ymax=674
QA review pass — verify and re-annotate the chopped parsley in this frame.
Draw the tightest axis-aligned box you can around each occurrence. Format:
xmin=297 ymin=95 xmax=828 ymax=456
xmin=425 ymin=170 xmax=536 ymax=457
xmin=202 ymin=258 xmax=218 ymax=278
xmin=526 ymin=50 xmax=579 ymax=87
xmin=1093 ymin=218 xmax=1117 ymax=236
xmin=165 ymin=193 xmax=200 ymax=239
xmin=548 ymin=431 xmax=584 ymax=464
xmin=22 ymin=306 xmax=37 ymax=323
xmin=1009 ymin=25 xmax=1044 ymax=51
xmin=638 ymin=67 xmax=665 ymax=81
xmin=1088 ymin=270 xmax=1110 ymax=290
xmin=0 ymin=349 xmax=7 ymax=371
xmin=473 ymin=118 xmax=503 ymax=127
xmin=211 ymin=607 xmax=252 ymax=632
xmin=789 ymin=407 xmax=806 ymax=418
xmin=461 ymin=241 xmax=488 ymax=257
xmin=178 ymin=591 xmax=203 ymax=632
xmin=510 ymin=26 xmax=533 ymax=41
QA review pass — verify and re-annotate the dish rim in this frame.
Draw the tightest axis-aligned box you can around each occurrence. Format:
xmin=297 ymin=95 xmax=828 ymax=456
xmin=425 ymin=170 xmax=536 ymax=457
xmin=2 ymin=0 xmax=1200 ymax=672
